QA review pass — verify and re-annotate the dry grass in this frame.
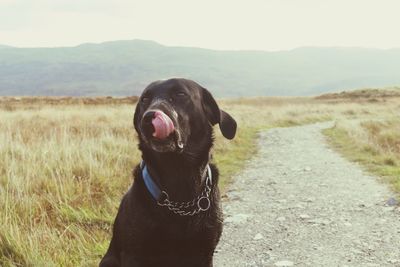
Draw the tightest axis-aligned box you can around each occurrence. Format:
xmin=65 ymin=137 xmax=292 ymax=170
xmin=0 ymin=105 xmax=137 ymax=266
xmin=324 ymin=117 xmax=400 ymax=192
xmin=0 ymin=96 xmax=139 ymax=111
xmin=320 ymin=88 xmax=400 ymax=192
xmin=1 ymin=95 xmax=399 ymax=266
xmin=316 ymin=86 xmax=400 ymax=101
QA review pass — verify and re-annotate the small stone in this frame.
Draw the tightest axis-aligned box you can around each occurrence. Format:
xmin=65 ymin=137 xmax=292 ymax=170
xmin=276 ymin=216 xmax=286 ymax=222
xmin=313 ymin=246 xmax=323 ymax=251
xmin=304 ymin=166 xmax=312 ymax=171
xmin=383 ymin=206 xmax=395 ymax=212
xmin=275 ymin=260 xmax=294 ymax=266
xmin=299 ymin=214 xmax=310 ymax=219
xmin=344 ymin=222 xmax=352 ymax=227
xmin=379 ymin=218 xmax=387 ymax=224
xmin=305 ymin=197 xmax=316 ymax=202
xmin=307 ymin=218 xmax=330 ymax=225
xmin=229 ymin=195 xmax=242 ymax=201
xmin=253 ymin=233 xmax=263 ymax=240
xmin=224 ymin=214 xmax=251 ymax=224
xmin=386 ymin=197 xmax=398 ymax=206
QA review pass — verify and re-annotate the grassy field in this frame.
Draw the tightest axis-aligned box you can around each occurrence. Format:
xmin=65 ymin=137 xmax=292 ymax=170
xmin=1 ymin=93 xmax=399 ymax=266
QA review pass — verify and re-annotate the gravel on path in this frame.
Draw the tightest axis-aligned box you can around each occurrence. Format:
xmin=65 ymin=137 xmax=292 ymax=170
xmin=215 ymin=122 xmax=400 ymax=267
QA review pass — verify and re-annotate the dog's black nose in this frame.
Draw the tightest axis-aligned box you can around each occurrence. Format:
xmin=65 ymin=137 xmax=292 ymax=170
xmin=141 ymin=111 xmax=156 ymax=136
xmin=142 ymin=110 xmax=155 ymax=124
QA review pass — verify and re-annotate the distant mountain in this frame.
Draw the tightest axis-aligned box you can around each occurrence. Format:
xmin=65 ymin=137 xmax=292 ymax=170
xmin=0 ymin=40 xmax=399 ymax=97
xmin=316 ymin=87 xmax=400 ymax=100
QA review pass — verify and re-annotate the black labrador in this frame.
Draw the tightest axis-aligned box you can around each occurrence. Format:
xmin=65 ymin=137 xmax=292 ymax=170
xmin=100 ymin=78 xmax=237 ymax=267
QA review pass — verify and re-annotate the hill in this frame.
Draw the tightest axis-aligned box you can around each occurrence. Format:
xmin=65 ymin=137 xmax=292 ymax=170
xmin=316 ymin=87 xmax=400 ymax=101
xmin=0 ymin=40 xmax=400 ymax=97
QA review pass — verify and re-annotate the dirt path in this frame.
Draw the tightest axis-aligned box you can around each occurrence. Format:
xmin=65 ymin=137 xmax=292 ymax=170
xmin=214 ymin=122 xmax=400 ymax=267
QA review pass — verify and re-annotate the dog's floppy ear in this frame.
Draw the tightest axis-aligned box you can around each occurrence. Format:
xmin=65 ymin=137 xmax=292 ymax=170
xmin=202 ymin=88 xmax=237 ymax=139
xmin=133 ymin=101 xmax=141 ymax=132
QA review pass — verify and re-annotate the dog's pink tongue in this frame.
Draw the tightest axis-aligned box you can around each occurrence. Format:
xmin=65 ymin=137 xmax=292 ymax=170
xmin=152 ymin=111 xmax=174 ymax=139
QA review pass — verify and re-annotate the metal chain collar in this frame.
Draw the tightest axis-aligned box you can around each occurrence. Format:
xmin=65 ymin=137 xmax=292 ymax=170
xmin=156 ymin=170 xmax=212 ymax=216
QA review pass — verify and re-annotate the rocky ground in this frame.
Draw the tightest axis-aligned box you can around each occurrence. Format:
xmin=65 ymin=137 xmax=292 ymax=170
xmin=214 ymin=122 xmax=400 ymax=267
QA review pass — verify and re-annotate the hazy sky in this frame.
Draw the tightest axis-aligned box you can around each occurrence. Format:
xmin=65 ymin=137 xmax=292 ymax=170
xmin=1 ymin=0 xmax=399 ymax=50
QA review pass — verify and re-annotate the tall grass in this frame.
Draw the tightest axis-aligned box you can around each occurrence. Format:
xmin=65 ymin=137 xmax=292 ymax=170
xmin=0 ymin=106 xmax=137 ymax=266
xmin=324 ymin=117 xmax=400 ymax=192
xmin=1 ymin=96 xmax=399 ymax=266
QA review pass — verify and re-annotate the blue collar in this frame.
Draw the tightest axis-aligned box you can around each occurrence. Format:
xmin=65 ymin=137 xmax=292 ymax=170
xmin=140 ymin=161 xmax=211 ymax=201
xmin=140 ymin=161 xmax=162 ymax=200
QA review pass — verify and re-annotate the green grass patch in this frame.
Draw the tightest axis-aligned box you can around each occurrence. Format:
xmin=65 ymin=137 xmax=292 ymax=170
xmin=58 ymin=205 xmax=113 ymax=228
xmin=214 ymin=127 xmax=260 ymax=190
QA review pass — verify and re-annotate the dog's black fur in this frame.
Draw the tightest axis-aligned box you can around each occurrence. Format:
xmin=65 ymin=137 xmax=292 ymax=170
xmin=100 ymin=78 xmax=237 ymax=267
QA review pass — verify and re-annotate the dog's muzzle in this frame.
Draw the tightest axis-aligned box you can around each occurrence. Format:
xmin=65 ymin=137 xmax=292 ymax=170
xmin=141 ymin=110 xmax=175 ymax=139
xmin=140 ymin=109 xmax=184 ymax=152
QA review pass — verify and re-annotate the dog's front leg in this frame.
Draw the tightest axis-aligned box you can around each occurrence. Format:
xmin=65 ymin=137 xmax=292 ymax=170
xmin=99 ymin=235 xmax=120 ymax=267
xmin=120 ymin=253 xmax=145 ymax=267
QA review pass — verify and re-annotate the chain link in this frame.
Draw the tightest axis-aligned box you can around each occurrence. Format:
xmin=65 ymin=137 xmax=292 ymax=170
xmin=157 ymin=174 xmax=212 ymax=216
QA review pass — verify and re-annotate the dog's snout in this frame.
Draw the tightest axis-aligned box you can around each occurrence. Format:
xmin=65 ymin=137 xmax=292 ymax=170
xmin=141 ymin=109 xmax=176 ymax=140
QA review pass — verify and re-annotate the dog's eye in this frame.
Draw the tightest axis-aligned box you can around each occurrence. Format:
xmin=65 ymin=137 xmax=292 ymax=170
xmin=175 ymin=92 xmax=187 ymax=97
xmin=141 ymin=96 xmax=150 ymax=104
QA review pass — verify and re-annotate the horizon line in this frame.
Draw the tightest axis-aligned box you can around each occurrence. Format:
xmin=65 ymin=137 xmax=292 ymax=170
xmin=1 ymin=39 xmax=400 ymax=52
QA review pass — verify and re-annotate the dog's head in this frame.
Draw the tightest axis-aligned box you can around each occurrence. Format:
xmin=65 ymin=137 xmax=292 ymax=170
xmin=133 ymin=78 xmax=236 ymax=154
